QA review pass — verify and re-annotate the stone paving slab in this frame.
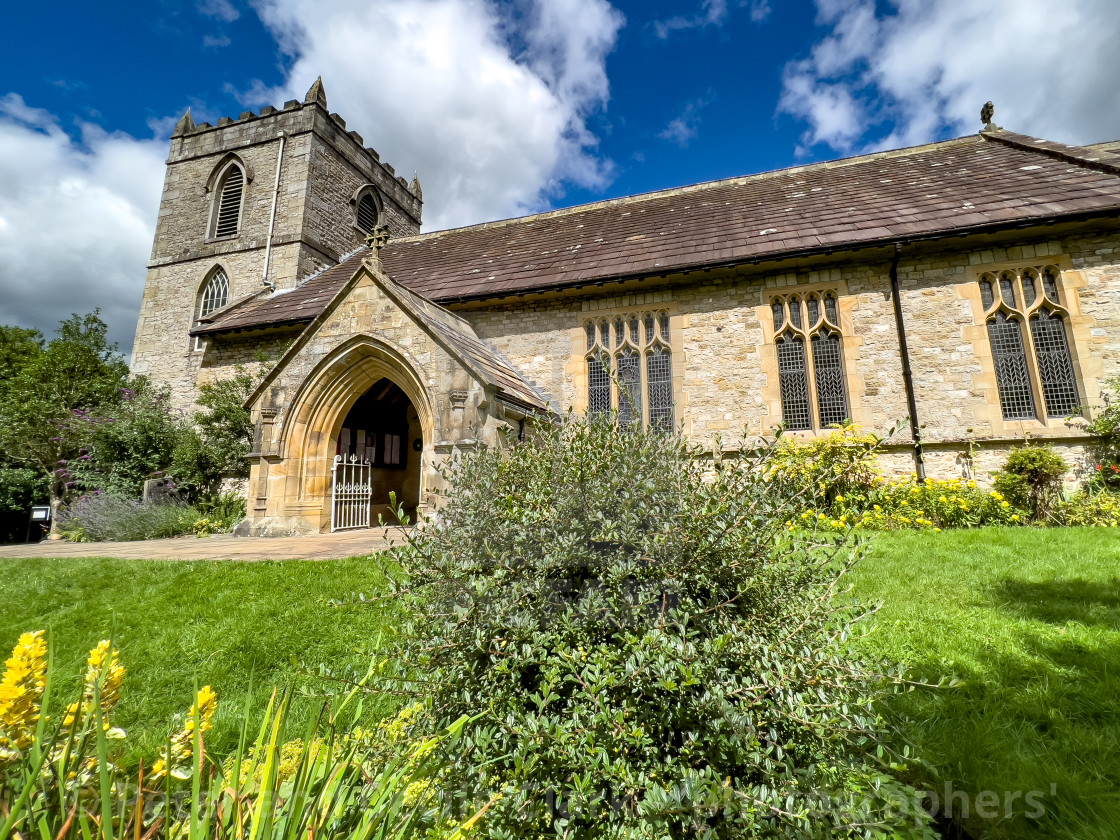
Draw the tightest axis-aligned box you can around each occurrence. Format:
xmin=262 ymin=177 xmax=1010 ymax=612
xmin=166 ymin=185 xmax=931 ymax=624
xmin=0 ymin=528 xmax=408 ymax=561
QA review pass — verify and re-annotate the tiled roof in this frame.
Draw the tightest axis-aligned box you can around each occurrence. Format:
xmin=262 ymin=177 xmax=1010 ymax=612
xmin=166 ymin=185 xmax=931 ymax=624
xmin=195 ymin=129 xmax=1120 ymax=336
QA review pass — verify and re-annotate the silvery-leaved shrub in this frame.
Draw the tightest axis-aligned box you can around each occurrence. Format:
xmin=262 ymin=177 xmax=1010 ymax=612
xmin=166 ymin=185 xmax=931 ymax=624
xmin=393 ymin=417 xmax=934 ymax=839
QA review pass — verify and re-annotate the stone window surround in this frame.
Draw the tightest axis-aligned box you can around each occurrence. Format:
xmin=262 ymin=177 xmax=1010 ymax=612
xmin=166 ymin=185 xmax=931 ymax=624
xmin=569 ymin=299 xmax=684 ymax=425
xmin=960 ymin=256 xmax=1101 ymax=437
xmin=756 ymin=279 xmax=867 ymax=436
xmin=205 ymin=155 xmax=250 ymax=243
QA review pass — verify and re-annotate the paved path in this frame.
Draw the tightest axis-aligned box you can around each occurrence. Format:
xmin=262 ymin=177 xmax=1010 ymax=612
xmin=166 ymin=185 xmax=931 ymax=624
xmin=0 ymin=528 xmax=407 ymax=561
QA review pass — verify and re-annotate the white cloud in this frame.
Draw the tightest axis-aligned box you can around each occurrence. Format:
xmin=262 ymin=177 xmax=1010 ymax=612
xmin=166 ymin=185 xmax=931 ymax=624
xmin=203 ymin=33 xmax=232 ymax=48
xmin=780 ymin=0 xmax=1120 ymax=154
xmin=652 ymin=0 xmax=769 ymax=40
xmin=244 ymin=0 xmax=625 ymax=230
xmin=0 ymin=94 xmax=165 ymax=354
xmin=657 ymin=95 xmax=713 ymax=147
xmin=198 ymin=0 xmax=240 ymax=22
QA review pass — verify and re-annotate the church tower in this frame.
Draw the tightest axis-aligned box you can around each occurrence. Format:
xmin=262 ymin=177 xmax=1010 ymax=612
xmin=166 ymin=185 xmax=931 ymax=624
xmin=131 ymin=78 xmax=423 ymax=407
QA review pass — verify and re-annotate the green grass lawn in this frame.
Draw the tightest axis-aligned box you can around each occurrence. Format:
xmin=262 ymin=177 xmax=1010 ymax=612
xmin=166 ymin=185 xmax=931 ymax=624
xmin=0 ymin=556 xmax=401 ymax=765
xmin=851 ymin=527 xmax=1120 ymax=840
xmin=3 ymin=528 xmax=1119 ymax=839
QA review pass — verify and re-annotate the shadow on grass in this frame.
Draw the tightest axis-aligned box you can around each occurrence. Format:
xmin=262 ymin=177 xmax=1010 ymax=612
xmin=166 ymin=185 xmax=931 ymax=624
xmin=877 ymin=576 xmax=1120 ymax=840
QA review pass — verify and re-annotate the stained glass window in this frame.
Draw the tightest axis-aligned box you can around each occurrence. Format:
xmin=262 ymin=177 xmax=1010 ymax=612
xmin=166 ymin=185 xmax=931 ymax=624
xmin=771 ymin=292 xmax=848 ymax=430
xmin=617 ymin=349 xmax=642 ymax=428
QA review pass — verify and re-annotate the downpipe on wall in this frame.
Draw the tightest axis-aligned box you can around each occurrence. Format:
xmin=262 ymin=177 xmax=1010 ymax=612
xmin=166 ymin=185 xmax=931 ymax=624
xmin=890 ymin=242 xmax=927 ymax=482
xmin=261 ymin=132 xmax=285 ymax=291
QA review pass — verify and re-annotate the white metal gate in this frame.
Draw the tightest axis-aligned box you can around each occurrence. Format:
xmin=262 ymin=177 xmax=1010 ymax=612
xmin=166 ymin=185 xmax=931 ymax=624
xmin=331 ymin=454 xmax=372 ymax=531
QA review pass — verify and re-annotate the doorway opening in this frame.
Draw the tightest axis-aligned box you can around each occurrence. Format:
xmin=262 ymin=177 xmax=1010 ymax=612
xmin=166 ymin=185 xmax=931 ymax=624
xmin=332 ymin=377 xmax=423 ymax=527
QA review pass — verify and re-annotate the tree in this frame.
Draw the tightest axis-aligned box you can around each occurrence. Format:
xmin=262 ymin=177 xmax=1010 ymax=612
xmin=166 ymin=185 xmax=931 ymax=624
xmin=394 ymin=418 xmax=933 ymax=839
xmin=171 ymin=368 xmax=256 ymax=499
xmin=0 ymin=313 xmax=128 ymax=536
xmin=0 ymin=326 xmax=49 ymax=515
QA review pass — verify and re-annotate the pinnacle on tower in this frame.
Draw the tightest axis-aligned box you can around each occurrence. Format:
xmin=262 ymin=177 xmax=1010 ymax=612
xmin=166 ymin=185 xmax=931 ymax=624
xmin=410 ymin=172 xmax=423 ymax=200
xmin=171 ymin=108 xmax=195 ymax=137
xmin=304 ymin=76 xmax=328 ymax=109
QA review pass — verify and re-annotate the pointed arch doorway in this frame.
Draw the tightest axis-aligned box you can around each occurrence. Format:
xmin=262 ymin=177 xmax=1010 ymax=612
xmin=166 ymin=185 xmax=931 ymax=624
xmin=331 ymin=377 xmax=423 ymax=530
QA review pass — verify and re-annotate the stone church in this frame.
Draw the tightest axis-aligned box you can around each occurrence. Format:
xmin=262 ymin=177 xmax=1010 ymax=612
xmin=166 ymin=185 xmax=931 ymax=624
xmin=131 ymin=79 xmax=1120 ymax=534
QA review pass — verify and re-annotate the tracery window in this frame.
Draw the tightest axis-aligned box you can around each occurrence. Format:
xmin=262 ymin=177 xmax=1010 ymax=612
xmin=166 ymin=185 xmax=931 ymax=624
xmin=194 ymin=267 xmax=230 ymax=351
xmin=584 ymin=310 xmax=674 ymax=430
xmin=210 ymin=163 xmax=245 ymax=239
xmin=770 ymin=291 xmax=848 ymax=431
xmin=978 ymin=266 xmax=1080 ymax=420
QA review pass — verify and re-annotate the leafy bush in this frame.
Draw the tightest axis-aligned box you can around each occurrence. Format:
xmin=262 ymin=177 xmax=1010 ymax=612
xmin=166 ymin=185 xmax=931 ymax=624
xmin=1057 ymin=489 xmax=1120 ymax=527
xmin=0 ymin=632 xmax=485 ymax=840
xmin=394 ymin=418 xmax=933 ymax=839
xmin=58 ymin=493 xmax=199 ymax=542
xmin=192 ymin=491 xmax=247 ymax=535
xmin=765 ymin=422 xmax=881 ymax=504
xmin=993 ymin=445 xmax=1068 ymax=522
xmin=1084 ymin=374 xmax=1120 ymax=490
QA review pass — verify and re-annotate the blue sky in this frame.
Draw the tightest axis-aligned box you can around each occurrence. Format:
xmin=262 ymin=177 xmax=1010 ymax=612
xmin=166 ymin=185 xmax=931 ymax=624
xmin=2 ymin=0 xmax=1119 ymax=351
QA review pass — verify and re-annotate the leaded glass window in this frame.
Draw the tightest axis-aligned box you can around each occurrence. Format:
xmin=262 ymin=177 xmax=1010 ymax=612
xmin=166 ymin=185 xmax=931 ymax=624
xmin=977 ymin=266 xmax=1080 ymax=421
xmin=812 ymin=330 xmax=847 ymax=427
xmin=588 ymin=353 xmax=611 ymax=420
xmin=770 ymin=291 xmax=848 ymax=431
xmin=1031 ymin=309 xmax=1080 ymax=416
xmin=776 ymin=336 xmax=811 ymax=431
xmin=582 ymin=310 xmax=674 ymax=430
xmin=647 ymin=347 xmax=673 ymax=430
xmin=988 ymin=313 xmax=1035 ymax=420
xmin=617 ymin=349 xmax=642 ymax=428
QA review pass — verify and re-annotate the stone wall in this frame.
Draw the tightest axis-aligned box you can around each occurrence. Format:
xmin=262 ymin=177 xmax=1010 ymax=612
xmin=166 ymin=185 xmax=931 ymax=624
xmin=465 ymin=226 xmax=1120 ymax=484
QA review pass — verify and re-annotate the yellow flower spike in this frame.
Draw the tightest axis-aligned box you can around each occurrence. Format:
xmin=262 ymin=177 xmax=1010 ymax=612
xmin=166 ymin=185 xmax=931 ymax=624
xmin=0 ymin=630 xmax=48 ymax=754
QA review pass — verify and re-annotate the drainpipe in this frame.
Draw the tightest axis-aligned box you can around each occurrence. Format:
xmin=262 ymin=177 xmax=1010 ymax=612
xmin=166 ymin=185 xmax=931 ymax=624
xmin=261 ymin=132 xmax=286 ymax=291
xmin=889 ymin=243 xmax=926 ymax=482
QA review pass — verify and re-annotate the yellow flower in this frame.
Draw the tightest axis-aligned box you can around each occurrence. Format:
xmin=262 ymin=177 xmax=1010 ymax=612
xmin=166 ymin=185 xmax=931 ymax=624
xmin=1001 ymin=501 xmax=1010 ymax=508
xmin=152 ymin=685 xmax=218 ymax=780
xmin=0 ymin=630 xmax=48 ymax=755
xmin=835 ymin=494 xmax=845 ymax=502
xmin=1011 ymin=514 xmax=1020 ymax=521
xmin=64 ymin=640 xmax=125 ymax=732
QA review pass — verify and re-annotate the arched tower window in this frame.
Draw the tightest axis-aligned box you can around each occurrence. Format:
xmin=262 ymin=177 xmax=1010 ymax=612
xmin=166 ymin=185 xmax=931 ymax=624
xmin=770 ymin=291 xmax=848 ymax=431
xmin=198 ymin=268 xmax=229 ymax=318
xmin=356 ymin=192 xmax=379 ymax=234
xmin=978 ymin=266 xmax=1080 ymax=419
xmin=211 ymin=163 xmax=245 ymax=239
xmin=193 ymin=267 xmax=230 ymax=351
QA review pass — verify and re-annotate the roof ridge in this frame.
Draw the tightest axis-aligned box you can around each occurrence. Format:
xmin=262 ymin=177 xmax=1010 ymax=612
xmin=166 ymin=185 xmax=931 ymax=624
xmin=391 ymin=135 xmax=981 ymax=244
xmin=981 ymin=129 xmax=1120 ymax=177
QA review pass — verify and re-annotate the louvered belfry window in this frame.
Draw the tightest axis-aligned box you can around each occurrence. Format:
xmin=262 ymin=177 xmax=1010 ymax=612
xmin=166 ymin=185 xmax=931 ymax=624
xmin=198 ymin=269 xmax=229 ymax=318
xmin=584 ymin=310 xmax=674 ymax=430
xmin=770 ymin=291 xmax=849 ymax=431
xmin=213 ymin=165 xmax=244 ymax=238
xmin=356 ymin=192 xmax=378 ymax=234
xmin=978 ymin=266 xmax=1081 ymax=419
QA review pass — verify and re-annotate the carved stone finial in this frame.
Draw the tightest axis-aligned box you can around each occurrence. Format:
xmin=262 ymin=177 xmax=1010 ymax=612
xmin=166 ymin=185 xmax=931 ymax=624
xmin=304 ymin=76 xmax=328 ymax=109
xmin=365 ymin=224 xmax=391 ymax=258
xmin=172 ymin=108 xmax=195 ymax=137
xmin=410 ymin=172 xmax=423 ymax=200
xmin=981 ymin=101 xmax=995 ymax=129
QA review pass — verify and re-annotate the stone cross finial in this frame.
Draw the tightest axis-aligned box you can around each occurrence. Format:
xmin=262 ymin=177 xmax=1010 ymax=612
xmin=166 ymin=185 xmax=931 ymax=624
xmin=365 ymin=224 xmax=391 ymax=255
